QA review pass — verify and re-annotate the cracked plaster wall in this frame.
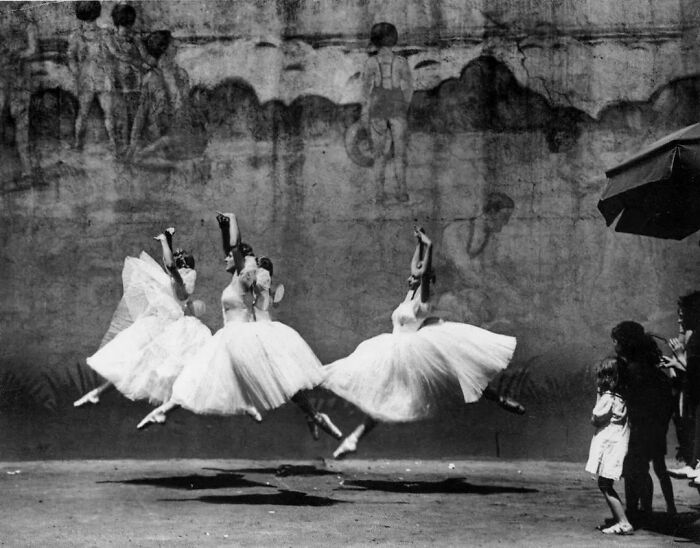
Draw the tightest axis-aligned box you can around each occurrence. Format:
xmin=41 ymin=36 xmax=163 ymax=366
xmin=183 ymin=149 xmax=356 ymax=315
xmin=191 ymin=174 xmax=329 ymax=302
xmin=2 ymin=0 xmax=700 ymax=458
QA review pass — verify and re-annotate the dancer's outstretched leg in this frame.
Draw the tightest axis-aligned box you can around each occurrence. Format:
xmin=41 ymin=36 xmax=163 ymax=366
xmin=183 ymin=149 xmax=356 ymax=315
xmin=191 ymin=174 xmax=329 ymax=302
xmin=333 ymin=416 xmax=377 ymax=459
xmin=482 ymin=385 xmax=526 ymax=415
xmin=74 ymin=381 xmax=113 ymax=407
xmin=291 ymin=391 xmax=342 ymax=440
xmin=137 ymin=401 xmax=179 ymax=430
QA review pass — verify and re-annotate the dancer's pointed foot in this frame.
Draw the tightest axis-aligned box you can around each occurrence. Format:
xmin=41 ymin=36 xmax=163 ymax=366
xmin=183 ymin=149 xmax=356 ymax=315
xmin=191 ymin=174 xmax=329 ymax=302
xmin=246 ymin=407 xmax=263 ymax=423
xmin=305 ymin=415 xmax=320 ymax=441
xmin=73 ymin=389 xmax=100 ymax=407
xmin=498 ymin=395 xmax=526 ymax=415
xmin=312 ymin=412 xmax=342 ymax=440
xmin=333 ymin=435 xmax=358 ymax=459
xmin=137 ymin=410 xmax=166 ymax=430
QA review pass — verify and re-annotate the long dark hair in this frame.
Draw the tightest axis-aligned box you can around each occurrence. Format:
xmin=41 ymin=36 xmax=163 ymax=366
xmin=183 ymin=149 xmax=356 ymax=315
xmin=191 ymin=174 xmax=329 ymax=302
xmin=596 ymin=357 xmax=626 ymax=397
xmin=679 ymin=291 xmax=700 ymax=331
xmin=611 ymin=320 xmax=661 ymax=367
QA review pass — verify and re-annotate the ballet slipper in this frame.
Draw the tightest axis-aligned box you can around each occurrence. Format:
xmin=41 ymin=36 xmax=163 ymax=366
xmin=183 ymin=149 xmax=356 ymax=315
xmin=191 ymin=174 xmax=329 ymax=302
xmin=137 ymin=410 xmax=166 ymax=430
xmin=73 ymin=389 xmax=100 ymax=407
xmin=245 ymin=407 xmax=263 ymax=423
xmin=333 ymin=435 xmax=358 ymax=460
xmin=312 ymin=412 xmax=342 ymax=440
xmin=498 ymin=396 xmax=526 ymax=415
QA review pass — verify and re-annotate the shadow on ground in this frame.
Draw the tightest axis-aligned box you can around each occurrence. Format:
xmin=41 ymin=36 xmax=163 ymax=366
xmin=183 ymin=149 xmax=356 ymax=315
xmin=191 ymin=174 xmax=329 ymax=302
xmin=162 ymin=489 xmax=349 ymax=507
xmin=203 ymin=464 xmax=338 ymax=477
xmin=633 ymin=511 xmax=700 ymax=544
xmin=338 ymin=477 xmax=538 ymax=495
xmin=100 ymin=472 xmax=271 ymax=490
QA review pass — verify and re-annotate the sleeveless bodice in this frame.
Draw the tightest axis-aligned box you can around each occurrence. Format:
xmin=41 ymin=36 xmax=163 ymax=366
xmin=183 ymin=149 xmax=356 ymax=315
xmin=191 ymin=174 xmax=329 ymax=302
xmin=391 ymin=296 xmax=430 ymax=334
xmin=221 ymin=276 xmax=254 ymax=324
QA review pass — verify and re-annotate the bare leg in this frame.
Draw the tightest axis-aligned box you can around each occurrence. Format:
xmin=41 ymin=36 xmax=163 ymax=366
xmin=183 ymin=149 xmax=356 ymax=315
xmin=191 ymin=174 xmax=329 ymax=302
xmin=333 ymin=416 xmax=377 ymax=459
xmin=369 ymin=119 xmax=390 ymax=202
xmin=652 ymin=456 xmax=677 ymax=514
xmin=291 ymin=391 xmax=342 ymax=440
xmin=482 ymin=385 xmax=526 ymax=415
xmin=598 ymin=477 xmax=633 ymax=532
xmin=97 ymin=92 xmax=119 ymax=155
xmin=8 ymin=93 xmax=35 ymax=178
xmin=389 ymin=117 xmax=409 ymax=201
xmin=74 ymin=91 xmax=96 ymax=149
xmin=137 ymin=400 xmax=179 ymax=430
xmin=74 ymin=381 xmax=113 ymax=407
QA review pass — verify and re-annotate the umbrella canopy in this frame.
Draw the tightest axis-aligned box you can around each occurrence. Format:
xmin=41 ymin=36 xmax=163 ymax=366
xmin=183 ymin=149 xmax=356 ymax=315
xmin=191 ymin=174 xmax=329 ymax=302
xmin=598 ymin=123 xmax=700 ymax=239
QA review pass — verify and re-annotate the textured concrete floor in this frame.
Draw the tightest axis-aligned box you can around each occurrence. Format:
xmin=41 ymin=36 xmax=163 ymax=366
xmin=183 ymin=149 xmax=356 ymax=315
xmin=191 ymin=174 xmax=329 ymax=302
xmin=1 ymin=458 xmax=699 ymax=547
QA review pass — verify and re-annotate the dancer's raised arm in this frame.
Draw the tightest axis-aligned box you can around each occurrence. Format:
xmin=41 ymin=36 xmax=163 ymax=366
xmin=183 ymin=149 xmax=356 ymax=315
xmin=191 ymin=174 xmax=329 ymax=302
xmin=154 ymin=228 xmax=189 ymax=301
xmin=410 ymin=227 xmax=433 ymax=303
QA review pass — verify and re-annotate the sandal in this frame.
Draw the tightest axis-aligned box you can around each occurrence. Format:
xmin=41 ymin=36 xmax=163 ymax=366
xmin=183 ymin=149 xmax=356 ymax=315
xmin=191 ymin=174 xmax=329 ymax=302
xmin=601 ymin=523 xmax=634 ymax=535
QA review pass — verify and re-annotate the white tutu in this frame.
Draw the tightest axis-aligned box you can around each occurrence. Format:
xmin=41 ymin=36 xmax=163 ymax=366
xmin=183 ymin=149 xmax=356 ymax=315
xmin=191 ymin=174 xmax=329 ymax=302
xmin=87 ymin=252 xmax=210 ymax=404
xmin=171 ymin=321 xmax=323 ymax=415
xmin=322 ymin=321 xmax=516 ymax=422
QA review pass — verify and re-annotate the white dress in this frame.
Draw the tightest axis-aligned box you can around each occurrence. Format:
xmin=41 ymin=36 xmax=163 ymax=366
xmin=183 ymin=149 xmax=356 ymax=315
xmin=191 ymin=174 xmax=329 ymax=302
xmin=86 ymin=252 xmax=212 ymax=404
xmin=170 ymin=265 xmax=323 ymax=415
xmin=322 ymin=294 xmax=516 ymax=422
xmin=585 ymin=391 xmax=630 ymax=480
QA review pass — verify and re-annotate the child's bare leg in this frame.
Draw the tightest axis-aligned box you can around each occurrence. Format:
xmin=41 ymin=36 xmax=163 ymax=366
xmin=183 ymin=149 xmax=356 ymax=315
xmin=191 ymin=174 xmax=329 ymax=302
xmin=599 ymin=477 xmax=632 ymax=526
xmin=389 ymin=117 xmax=409 ymax=201
xmin=74 ymin=381 xmax=113 ymax=407
xmin=97 ymin=91 xmax=120 ymax=154
xmin=74 ymin=91 xmax=95 ymax=149
xmin=137 ymin=400 xmax=179 ymax=429
xmin=333 ymin=416 xmax=377 ymax=459
xmin=652 ymin=456 xmax=677 ymax=514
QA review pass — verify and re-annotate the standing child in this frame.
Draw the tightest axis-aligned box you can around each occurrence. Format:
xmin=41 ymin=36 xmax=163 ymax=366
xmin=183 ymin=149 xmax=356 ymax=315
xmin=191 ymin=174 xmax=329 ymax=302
xmin=585 ymin=357 xmax=634 ymax=535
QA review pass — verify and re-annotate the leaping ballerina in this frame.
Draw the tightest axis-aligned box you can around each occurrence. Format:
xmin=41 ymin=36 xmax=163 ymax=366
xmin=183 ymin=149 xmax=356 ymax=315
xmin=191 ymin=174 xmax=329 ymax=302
xmin=136 ymin=212 xmax=342 ymax=441
xmin=74 ymin=227 xmax=211 ymax=407
xmin=323 ymin=226 xmax=521 ymax=459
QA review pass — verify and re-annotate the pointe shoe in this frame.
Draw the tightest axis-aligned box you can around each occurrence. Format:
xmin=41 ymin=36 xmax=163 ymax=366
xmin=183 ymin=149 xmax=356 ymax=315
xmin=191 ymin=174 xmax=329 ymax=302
xmin=313 ymin=412 xmax=343 ymax=440
xmin=137 ymin=411 xmax=166 ymax=430
xmin=73 ymin=390 xmax=100 ymax=407
xmin=498 ymin=396 xmax=526 ymax=415
xmin=333 ymin=436 xmax=358 ymax=460
xmin=246 ymin=407 xmax=263 ymax=423
xmin=305 ymin=416 xmax=320 ymax=441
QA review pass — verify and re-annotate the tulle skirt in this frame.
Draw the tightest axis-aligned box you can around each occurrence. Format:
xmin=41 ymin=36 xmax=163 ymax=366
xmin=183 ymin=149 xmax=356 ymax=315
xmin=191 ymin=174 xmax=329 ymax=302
xmin=171 ymin=321 xmax=323 ymax=415
xmin=88 ymin=316 xmax=212 ymax=404
xmin=322 ymin=321 xmax=516 ymax=422
xmin=87 ymin=252 xmax=209 ymax=404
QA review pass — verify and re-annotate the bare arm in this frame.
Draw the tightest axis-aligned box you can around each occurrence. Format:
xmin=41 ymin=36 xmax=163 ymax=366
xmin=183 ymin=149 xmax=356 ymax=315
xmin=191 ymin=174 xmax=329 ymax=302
xmin=155 ymin=231 xmax=188 ymax=301
xmin=361 ymin=57 xmax=377 ymax=126
xmin=413 ymin=227 xmax=433 ymax=303
xmin=398 ymin=56 xmax=413 ymax=104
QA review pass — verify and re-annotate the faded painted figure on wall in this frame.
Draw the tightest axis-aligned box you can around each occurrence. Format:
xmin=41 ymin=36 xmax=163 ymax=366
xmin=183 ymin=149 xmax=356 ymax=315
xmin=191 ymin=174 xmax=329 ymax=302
xmin=68 ymin=1 xmax=120 ymax=154
xmin=126 ymin=30 xmax=207 ymax=169
xmin=437 ymin=192 xmax=518 ymax=329
xmin=0 ymin=10 xmax=39 ymax=183
xmin=362 ymin=22 xmax=413 ymax=203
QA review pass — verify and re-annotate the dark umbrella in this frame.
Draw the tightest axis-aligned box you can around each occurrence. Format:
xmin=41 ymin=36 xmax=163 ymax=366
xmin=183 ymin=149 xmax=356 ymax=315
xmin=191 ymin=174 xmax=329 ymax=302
xmin=598 ymin=123 xmax=700 ymax=239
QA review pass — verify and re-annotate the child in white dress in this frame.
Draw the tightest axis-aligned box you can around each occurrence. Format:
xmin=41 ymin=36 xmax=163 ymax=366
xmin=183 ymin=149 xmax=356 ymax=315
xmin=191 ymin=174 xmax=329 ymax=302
xmin=585 ymin=357 xmax=633 ymax=535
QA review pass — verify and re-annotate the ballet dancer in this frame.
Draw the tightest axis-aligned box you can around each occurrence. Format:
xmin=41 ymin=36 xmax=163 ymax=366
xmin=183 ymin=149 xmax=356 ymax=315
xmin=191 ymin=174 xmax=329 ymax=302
xmin=324 ymin=226 xmax=518 ymax=458
xmin=74 ymin=227 xmax=210 ymax=406
xmin=137 ymin=212 xmax=341 ymax=440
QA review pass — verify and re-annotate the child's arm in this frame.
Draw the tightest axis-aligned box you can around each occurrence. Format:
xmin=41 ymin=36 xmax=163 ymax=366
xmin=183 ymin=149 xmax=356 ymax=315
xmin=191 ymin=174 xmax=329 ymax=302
xmin=590 ymin=392 xmax=613 ymax=426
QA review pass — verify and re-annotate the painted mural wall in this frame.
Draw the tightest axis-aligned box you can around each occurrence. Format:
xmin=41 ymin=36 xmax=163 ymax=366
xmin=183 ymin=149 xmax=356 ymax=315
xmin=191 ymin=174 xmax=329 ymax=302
xmin=2 ymin=0 xmax=700 ymax=460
